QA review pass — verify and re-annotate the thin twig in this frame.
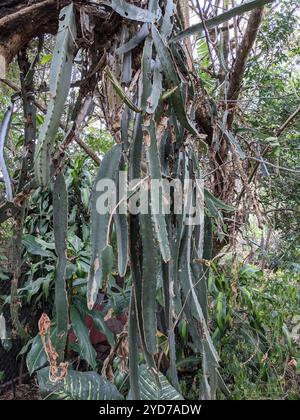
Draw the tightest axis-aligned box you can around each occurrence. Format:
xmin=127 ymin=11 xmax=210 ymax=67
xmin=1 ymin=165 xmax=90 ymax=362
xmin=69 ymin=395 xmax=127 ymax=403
xmin=248 ymin=157 xmax=300 ymax=175
xmin=0 ymin=78 xmax=100 ymax=164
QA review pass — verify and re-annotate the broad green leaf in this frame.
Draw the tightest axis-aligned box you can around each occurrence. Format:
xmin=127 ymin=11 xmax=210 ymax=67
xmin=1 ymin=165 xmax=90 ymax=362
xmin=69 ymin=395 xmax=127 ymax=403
xmin=90 ymin=309 xmax=116 ymax=348
xmin=35 ymin=237 xmax=56 ymax=250
xmin=74 ymin=298 xmax=116 ymax=348
xmin=18 ymin=338 xmax=33 ymax=357
xmin=128 ymin=365 xmax=183 ymax=400
xmin=26 ymin=334 xmax=47 ymax=375
xmin=70 ymin=306 xmax=97 ymax=369
xmin=22 ymin=235 xmax=54 ymax=258
xmin=26 ymin=328 xmax=57 ymax=375
xmin=37 ymin=368 xmax=124 ymax=400
xmin=20 ymin=275 xmax=52 ymax=303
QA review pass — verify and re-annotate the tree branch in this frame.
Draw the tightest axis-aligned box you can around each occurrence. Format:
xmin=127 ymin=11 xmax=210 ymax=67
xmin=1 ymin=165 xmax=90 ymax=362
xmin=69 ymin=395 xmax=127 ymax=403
xmin=0 ymin=0 xmax=65 ymax=77
xmin=276 ymin=104 xmax=300 ymax=137
xmin=227 ymin=8 xmax=265 ymax=125
xmin=0 ymin=0 xmax=56 ymax=29
xmin=0 ymin=78 xmax=100 ymax=164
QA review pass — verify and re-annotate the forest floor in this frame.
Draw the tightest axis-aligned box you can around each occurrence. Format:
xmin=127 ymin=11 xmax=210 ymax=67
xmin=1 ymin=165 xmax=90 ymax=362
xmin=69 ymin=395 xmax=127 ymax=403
xmin=0 ymin=383 xmax=40 ymax=400
xmin=0 ymin=268 xmax=299 ymax=400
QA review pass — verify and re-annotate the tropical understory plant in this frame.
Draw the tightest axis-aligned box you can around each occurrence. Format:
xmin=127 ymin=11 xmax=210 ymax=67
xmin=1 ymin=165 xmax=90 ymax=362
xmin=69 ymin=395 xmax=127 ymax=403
xmin=0 ymin=0 xmax=299 ymax=401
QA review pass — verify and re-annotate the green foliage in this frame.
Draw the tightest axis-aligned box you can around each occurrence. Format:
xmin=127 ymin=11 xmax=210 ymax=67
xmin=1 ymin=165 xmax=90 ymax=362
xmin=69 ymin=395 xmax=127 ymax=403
xmin=0 ymin=371 xmax=5 ymax=384
xmin=208 ymin=263 xmax=299 ymax=400
xmin=128 ymin=365 xmax=183 ymax=400
xmin=70 ymin=306 xmax=97 ymax=369
xmin=241 ymin=1 xmax=300 ymax=268
xmin=26 ymin=328 xmax=57 ymax=375
xmin=1 ymin=0 xmax=299 ymax=403
xmin=37 ymin=367 xmax=123 ymax=400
